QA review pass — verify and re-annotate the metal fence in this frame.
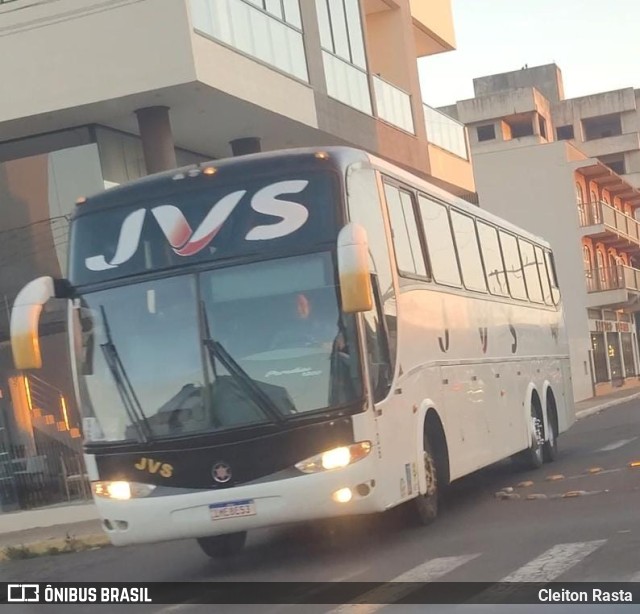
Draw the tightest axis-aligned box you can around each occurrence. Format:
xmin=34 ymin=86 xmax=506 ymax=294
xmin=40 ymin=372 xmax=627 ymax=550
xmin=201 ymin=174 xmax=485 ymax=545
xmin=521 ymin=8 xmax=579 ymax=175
xmin=0 ymin=373 xmax=90 ymax=512
xmin=0 ymin=434 xmax=90 ymax=512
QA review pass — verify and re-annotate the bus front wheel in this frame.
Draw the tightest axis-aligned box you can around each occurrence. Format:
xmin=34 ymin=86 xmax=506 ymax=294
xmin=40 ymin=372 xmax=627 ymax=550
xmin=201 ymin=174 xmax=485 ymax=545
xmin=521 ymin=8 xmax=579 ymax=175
xmin=197 ymin=531 xmax=247 ymax=559
xmin=412 ymin=437 xmax=439 ymax=525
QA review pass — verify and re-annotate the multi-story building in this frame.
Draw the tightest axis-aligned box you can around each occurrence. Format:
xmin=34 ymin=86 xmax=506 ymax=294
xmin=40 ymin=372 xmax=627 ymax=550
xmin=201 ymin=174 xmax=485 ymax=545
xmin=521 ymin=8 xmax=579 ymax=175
xmin=443 ymin=64 xmax=640 ymax=401
xmin=442 ymin=64 xmax=640 ymax=187
xmin=0 ymin=0 xmax=473 ymax=511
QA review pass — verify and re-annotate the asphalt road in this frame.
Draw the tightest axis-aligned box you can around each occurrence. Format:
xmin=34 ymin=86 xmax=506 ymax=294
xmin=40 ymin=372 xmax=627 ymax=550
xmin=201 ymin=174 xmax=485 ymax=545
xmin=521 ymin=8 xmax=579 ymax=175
xmin=2 ymin=399 xmax=640 ymax=613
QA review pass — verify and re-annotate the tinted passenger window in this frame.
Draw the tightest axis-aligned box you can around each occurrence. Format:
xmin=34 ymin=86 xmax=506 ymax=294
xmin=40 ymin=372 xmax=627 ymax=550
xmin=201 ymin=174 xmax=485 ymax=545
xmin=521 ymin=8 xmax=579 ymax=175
xmin=535 ymin=246 xmax=553 ymax=305
xmin=418 ymin=196 xmax=461 ymax=287
xmin=545 ymin=250 xmax=561 ymax=304
xmin=384 ymin=184 xmax=427 ymax=277
xmin=477 ymin=222 xmax=508 ymax=296
xmin=518 ymin=239 xmax=543 ymax=303
xmin=499 ymin=232 xmax=527 ymax=299
xmin=451 ymin=211 xmax=486 ymax=292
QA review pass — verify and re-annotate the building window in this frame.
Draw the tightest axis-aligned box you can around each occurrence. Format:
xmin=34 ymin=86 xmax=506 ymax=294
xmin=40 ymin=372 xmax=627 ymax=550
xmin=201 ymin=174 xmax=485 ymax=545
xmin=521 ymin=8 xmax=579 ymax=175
xmin=477 ymin=124 xmax=496 ymax=142
xmin=245 ymin=0 xmax=302 ymax=27
xmin=591 ymin=333 xmax=609 ymax=383
xmin=507 ymin=118 xmax=534 ymax=138
xmin=596 ymin=250 xmax=606 ymax=286
xmin=538 ymin=115 xmax=547 ymax=140
xmin=190 ymin=0 xmax=308 ymax=81
xmin=622 ymin=333 xmax=636 ymax=376
xmin=557 ymin=125 xmax=575 ymax=140
xmin=598 ymin=155 xmax=626 ymax=175
xmin=582 ymin=114 xmax=622 ymax=141
xmin=576 ymin=182 xmax=586 ymax=225
xmin=583 ymin=245 xmax=592 ymax=272
xmin=316 ymin=0 xmax=371 ymax=114
xmin=317 ymin=0 xmax=366 ymax=68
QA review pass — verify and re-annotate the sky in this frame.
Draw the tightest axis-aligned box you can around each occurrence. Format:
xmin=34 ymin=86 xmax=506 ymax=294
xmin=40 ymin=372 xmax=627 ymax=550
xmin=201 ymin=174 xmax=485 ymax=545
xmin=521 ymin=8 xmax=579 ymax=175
xmin=418 ymin=0 xmax=640 ymax=109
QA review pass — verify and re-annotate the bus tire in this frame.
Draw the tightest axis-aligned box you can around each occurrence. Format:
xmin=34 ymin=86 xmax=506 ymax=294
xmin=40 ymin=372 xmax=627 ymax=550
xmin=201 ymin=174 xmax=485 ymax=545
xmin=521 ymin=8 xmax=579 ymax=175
xmin=196 ymin=531 xmax=247 ymax=558
xmin=412 ymin=436 xmax=439 ymax=525
xmin=543 ymin=394 xmax=559 ymax=463
xmin=513 ymin=399 xmax=544 ymax=470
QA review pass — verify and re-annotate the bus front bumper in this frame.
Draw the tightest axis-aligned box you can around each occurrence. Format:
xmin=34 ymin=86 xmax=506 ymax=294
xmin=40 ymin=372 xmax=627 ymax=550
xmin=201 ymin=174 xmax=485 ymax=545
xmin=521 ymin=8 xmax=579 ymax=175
xmin=95 ymin=455 xmax=382 ymax=546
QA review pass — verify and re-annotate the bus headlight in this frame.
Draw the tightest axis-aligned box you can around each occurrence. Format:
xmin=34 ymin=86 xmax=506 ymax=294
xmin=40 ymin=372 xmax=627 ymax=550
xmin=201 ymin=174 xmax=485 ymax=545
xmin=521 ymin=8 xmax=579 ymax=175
xmin=295 ymin=442 xmax=372 ymax=474
xmin=93 ymin=481 xmax=156 ymax=500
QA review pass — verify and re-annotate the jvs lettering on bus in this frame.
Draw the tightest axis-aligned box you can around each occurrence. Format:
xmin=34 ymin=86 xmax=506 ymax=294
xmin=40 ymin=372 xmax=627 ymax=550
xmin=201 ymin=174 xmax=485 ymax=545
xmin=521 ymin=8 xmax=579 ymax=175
xmin=85 ymin=180 xmax=310 ymax=271
xmin=41 ymin=585 xmax=152 ymax=603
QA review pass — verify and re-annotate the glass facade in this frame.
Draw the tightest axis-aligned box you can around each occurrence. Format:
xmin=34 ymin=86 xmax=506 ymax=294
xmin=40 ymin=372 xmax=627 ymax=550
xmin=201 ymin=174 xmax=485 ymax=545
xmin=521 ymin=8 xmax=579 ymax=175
xmin=316 ymin=0 xmax=371 ymax=114
xmin=373 ymin=76 xmax=415 ymax=134
xmin=191 ymin=0 xmax=308 ymax=82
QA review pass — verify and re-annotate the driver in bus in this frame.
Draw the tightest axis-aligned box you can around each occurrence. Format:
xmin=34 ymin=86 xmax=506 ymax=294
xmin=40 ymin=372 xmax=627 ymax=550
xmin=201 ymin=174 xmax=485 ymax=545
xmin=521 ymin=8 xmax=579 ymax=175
xmin=271 ymin=293 xmax=346 ymax=352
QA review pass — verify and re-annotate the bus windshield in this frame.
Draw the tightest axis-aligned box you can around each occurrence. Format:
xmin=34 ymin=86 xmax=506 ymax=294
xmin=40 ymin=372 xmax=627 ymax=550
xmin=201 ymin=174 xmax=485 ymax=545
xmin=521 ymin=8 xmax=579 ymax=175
xmin=73 ymin=252 xmax=363 ymax=443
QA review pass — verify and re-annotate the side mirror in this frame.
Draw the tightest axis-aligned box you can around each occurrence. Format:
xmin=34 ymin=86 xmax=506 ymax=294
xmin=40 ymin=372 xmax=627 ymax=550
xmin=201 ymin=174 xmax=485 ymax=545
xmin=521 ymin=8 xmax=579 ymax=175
xmin=11 ymin=277 xmax=71 ymax=370
xmin=337 ymin=223 xmax=373 ymax=314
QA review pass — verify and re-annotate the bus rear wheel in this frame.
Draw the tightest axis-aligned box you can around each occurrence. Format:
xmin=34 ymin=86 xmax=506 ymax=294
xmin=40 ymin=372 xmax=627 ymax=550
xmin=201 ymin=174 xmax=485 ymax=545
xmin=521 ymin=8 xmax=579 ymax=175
xmin=543 ymin=399 xmax=559 ymax=463
xmin=513 ymin=403 xmax=545 ymax=470
xmin=197 ymin=531 xmax=247 ymax=559
xmin=412 ymin=437 xmax=439 ymax=525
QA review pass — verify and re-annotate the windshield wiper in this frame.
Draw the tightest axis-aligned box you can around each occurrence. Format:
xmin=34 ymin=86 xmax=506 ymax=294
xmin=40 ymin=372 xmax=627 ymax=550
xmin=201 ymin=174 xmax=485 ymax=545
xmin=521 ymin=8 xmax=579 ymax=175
xmin=200 ymin=302 xmax=284 ymax=425
xmin=99 ymin=306 xmax=152 ymax=443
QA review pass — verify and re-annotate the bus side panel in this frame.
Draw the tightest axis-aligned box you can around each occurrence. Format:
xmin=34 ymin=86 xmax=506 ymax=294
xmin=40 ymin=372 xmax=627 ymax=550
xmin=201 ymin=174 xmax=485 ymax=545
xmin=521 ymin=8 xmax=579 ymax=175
xmin=558 ymin=357 xmax=576 ymax=434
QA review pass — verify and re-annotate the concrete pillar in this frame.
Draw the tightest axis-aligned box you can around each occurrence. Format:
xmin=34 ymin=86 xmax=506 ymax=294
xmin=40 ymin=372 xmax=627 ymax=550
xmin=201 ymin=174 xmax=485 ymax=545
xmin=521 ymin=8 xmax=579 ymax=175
xmin=299 ymin=0 xmax=327 ymax=93
xmin=135 ymin=106 xmax=177 ymax=174
xmin=230 ymin=137 xmax=262 ymax=157
xmin=604 ymin=331 xmax=612 ymax=381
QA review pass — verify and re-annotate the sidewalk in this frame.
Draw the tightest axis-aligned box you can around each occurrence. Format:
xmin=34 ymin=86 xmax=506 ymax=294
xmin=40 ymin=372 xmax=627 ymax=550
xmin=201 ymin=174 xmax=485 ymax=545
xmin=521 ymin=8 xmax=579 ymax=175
xmin=1 ymin=385 xmax=639 ymax=558
xmin=574 ymin=385 xmax=640 ymax=419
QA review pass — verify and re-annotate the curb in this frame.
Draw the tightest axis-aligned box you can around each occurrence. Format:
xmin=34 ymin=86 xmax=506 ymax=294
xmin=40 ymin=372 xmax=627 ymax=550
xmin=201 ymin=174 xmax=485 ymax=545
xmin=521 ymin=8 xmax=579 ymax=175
xmin=575 ymin=392 xmax=640 ymax=420
xmin=0 ymin=533 xmax=110 ymax=562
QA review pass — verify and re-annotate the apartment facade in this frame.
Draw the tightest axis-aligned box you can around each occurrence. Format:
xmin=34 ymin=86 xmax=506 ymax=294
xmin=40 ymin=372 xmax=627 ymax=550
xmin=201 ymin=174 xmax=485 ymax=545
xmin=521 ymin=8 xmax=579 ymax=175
xmin=444 ymin=65 xmax=640 ymax=401
xmin=0 ymin=0 xmax=473 ymax=511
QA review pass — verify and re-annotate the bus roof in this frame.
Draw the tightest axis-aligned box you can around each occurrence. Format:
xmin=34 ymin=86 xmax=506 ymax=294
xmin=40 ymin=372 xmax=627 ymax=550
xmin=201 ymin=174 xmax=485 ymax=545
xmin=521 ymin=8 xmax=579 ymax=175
xmin=75 ymin=145 xmax=551 ymax=249
xmin=75 ymin=147 xmax=368 ymax=215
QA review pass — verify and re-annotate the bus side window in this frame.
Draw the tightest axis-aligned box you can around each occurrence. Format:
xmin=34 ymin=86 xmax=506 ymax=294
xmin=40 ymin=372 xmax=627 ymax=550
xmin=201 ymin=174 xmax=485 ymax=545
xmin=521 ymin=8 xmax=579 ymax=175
xmin=518 ymin=239 xmax=544 ymax=303
xmin=535 ymin=245 xmax=553 ymax=305
xmin=545 ymin=250 xmax=561 ymax=304
xmin=499 ymin=231 xmax=527 ymax=300
xmin=347 ymin=165 xmax=397 ymax=380
xmin=362 ymin=275 xmax=393 ymax=403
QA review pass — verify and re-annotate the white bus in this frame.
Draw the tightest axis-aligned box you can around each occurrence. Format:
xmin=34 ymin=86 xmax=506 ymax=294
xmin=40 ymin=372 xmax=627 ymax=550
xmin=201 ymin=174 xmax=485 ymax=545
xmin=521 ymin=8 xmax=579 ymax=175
xmin=11 ymin=147 xmax=574 ymax=557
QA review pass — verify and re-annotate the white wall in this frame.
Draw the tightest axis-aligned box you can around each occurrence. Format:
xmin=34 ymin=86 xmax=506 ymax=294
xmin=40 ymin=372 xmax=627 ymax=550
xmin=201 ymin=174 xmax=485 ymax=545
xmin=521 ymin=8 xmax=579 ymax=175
xmin=0 ymin=0 xmax=195 ymax=124
xmin=472 ymin=141 xmax=594 ymax=401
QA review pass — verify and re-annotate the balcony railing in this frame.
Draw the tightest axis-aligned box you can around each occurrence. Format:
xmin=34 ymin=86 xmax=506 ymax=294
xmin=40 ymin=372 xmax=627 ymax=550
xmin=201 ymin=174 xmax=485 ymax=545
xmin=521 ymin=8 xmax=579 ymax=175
xmin=579 ymin=201 xmax=640 ymax=243
xmin=322 ymin=51 xmax=372 ymax=116
xmin=372 ymin=75 xmax=415 ymax=134
xmin=423 ymin=104 xmax=469 ymax=159
xmin=586 ymin=265 xmax=640 ymax=293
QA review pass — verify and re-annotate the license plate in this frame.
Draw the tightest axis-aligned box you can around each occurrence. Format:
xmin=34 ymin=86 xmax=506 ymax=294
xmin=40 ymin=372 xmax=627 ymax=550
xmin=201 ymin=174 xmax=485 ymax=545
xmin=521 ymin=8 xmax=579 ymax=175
xmin=209 ymin=499 xmax=256 ymax=521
